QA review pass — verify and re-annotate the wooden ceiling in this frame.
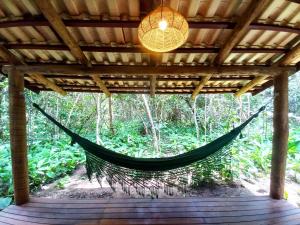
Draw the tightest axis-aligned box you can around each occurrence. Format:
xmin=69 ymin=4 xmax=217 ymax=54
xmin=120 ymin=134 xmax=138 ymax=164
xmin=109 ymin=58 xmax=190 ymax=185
xmin=0 ymin=0 xmax=299 ymax=97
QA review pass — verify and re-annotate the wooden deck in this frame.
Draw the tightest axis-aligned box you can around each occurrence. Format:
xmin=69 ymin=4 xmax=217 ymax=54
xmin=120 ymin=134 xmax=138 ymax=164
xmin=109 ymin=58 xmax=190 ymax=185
xmin=0 ymin=196 xmax=300 ymax=225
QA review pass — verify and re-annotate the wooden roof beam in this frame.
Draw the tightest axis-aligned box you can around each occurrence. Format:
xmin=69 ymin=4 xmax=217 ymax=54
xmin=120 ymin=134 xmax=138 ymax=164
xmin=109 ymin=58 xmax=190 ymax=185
xmin=213 ymin=0 xmax=271 ymax=98
xmin=249 ymin=43 xmax=300 ymax=95
xmin=0 ymin=46 xmax=66 ymax=96
xmin=234 ymin=75 xmax=269 ymax=97
xmin=0 ymin=46 xmax=22 ymax=64
xmin=4 ymin=44 xmax=289 ymax=54
xmin=41 ymin=76 xmax=254 ymax=82
xmin=214 ymin=0 xmax=271 ymax=65
xmin=30 ymin=88 xmax=240 ymax=95
xmin=26 ymin=85 xmax=242 ymax=91
xmin=191 ymin=0 xmax=270 ymax=98
xmin=8 ymin=65 xmax=295 ymax=77
xmin=30 ymin=73 xmax=67 ymax=96
xmin=277 ymin=42 xmax=300 ymax=66
xmin=90 ymin=75 xmax=111 ymax=97
xmin=252 ymin=64 xmax=299 ymax=96
xmin=0 ymin=19 xmax=299 ymax=34
xmin=150 ymin=75 xmax=157 ymax=97
xmin=35 ymin=0 xmax=90 ymax=67
xmin=191 ymin=75 xmax=212 ymax=100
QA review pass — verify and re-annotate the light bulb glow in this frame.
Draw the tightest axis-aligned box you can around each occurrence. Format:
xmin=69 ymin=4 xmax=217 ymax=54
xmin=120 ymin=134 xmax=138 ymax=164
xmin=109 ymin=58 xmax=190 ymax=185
xmin=159 ymin=20 xmax=168 ymax=31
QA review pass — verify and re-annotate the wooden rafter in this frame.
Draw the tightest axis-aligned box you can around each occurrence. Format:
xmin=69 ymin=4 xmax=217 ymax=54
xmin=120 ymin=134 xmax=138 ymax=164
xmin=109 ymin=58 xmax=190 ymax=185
xmin=288 ymin=0 xmax=300 ymax=3
xmin=277 ymin=42 xmax=300 ymax=66
xmin=191 ymin=75 xmax=212 ymax=100
xmin=214 ymin=0 xmax=271 ymax=65
xmin=234 ymin=75 xmax=269 ymax=97
xmin=9 ymin=65 xmax=294 ymax=77
xmin=150 ymin=75 xmax=157 ymax=97
xmin=213 ymin=0 xmax=271 ymax=97
xmin=190 ymin=0 xmax=270 ymax=98
xmin=41 ymin=76 xmax=254 ymax=82
xmin=0 ymin=46 xmax=22 ymax=64
xmin=252 ymin=79 xmax=274 ymax=96
xmin=29 ymin=89 xmax=239 ymax=95
xmin=35 ymin=0 xmax=110 ymax=96
xmin=0 ymin=19 xmax=299 ymax=34
xmin=248 ymin=61 xmax=299 ymax=97
xmin=30 ymin=73 xmax=67 ymax=96
xmin=3 ymin=44 xmax=288 ymax=54
xmin=25 ymin=85 xmax=242 ymax=91
xmin=35 ymin=0 xmax=90 ymax=67
xmin=91 ymin=75 xmax=111 ymax=97
xmin=249 ymin=41 xmax=300 ymax=96
xmin=0 ymin=46 xmax=66 ymax=96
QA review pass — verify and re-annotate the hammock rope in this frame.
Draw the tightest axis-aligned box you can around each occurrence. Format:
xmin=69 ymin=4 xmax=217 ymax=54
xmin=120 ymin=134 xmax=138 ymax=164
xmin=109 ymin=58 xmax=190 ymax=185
xmin=33 ymin=103 xmax=266 ymax=197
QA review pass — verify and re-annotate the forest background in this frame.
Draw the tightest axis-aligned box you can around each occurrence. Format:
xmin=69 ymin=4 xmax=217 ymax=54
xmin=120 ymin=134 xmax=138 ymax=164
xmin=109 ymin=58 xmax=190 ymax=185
xmin=1 ymin=73 xmax=300 ymax=204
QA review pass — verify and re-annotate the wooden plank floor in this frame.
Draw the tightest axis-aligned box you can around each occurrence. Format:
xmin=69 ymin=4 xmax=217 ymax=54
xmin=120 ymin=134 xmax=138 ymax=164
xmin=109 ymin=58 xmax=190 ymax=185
xmin=0 ymin=196 xmax=300 ymax=225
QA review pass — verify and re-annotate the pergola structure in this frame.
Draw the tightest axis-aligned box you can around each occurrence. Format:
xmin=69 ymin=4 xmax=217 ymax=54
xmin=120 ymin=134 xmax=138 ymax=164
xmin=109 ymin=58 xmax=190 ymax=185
xmin=0 ymin=0 xmax=300 ymax=223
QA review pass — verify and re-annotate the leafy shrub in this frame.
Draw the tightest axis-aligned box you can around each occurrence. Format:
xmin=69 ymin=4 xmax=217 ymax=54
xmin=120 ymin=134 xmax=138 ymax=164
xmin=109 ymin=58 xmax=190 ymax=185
xmin=0 ymin=139 xmax=85 ymax=197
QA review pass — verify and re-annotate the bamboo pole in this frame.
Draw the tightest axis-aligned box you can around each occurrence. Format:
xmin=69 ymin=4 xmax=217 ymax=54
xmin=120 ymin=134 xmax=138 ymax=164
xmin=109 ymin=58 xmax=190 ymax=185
xmin=91 ymin=75 xmax=111 ymax=97
xmin=234 ymin=75 xmax=269 ymax=97
xmin=270 ymin=72 xmax=289 ymax=199
xmin=8 ymin=66 xmax=29 ymax=205
xmin=192 ymin=75 xmax=212 ymax=100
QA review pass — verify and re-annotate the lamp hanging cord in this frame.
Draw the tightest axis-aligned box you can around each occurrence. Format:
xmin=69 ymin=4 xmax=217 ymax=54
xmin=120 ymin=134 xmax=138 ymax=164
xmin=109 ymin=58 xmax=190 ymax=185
xmin=160 ymin=0 xmax=163 ymax=19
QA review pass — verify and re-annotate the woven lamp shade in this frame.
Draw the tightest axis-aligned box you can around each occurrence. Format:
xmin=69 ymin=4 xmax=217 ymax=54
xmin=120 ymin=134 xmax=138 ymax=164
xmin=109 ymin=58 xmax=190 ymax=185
xmin=138 ymin=6 xmax=189 ymax=52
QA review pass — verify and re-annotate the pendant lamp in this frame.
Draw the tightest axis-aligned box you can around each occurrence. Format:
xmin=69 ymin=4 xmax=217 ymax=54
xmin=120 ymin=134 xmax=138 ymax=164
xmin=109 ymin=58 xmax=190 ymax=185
xmin=138 ymin=5 xmax=189 ymax=52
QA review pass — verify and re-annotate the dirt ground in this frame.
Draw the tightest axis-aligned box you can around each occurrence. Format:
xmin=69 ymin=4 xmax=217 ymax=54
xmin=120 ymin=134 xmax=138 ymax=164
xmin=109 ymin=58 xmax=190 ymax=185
xmin=32 ymin=166 xmax=300 ymax=207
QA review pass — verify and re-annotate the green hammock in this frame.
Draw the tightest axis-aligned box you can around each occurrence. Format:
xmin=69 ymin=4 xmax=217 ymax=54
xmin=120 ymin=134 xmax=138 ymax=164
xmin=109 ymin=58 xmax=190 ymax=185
xmin=33 ymin=103 xmax=265 ymax=196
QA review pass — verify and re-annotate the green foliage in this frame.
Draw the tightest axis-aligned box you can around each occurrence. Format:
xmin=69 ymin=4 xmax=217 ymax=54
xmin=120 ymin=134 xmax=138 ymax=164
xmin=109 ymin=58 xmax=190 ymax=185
xmin=287 ymin=128 xmax=300 ymax=173
xmin=0 ymin=73 xmax=300 ymax=198
xmin=0 ymin=139 xmax=85 ymax=197
xmin=55 ymin=176 xmax=70 ymax=189
xmin=284 ymin=190 xmax=289 ymax=200
xmin=28 ymin=140 xmax=85 ymax=190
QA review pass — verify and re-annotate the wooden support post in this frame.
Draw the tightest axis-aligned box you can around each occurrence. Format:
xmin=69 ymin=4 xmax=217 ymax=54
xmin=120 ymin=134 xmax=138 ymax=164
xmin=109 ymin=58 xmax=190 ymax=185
xmin=270 ymin=72 xmax=289 ymax=199
xmin=150 ymin=75 xmax=157 ymax=97
xmin=8 ymin=66 xmax=29 ymax=205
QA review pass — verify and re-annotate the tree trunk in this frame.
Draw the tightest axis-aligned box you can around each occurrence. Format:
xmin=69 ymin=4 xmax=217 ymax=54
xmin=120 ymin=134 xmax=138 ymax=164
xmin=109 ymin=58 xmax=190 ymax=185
xmin=192 ymin=96 xmax=200 ymax=143
xmin=247 ymin=94 xmax=251 ymax=118
xmin=204 ymin=95 xmax=207 ymax=143
xmin=55 ymin=97 xmax=60 ymax=140
xmin=141 ymin=94 xmax=159 ymax=153
xmin=96 ymin=94 xmax=103 ymax=145
xmin=0 ymin=85 xmax=3 ymax=140
xmin=66 ymin=94 xmax=80 ymax=126
xmin=238 ymin=97 xmax=243 ymax=123
xmin=108 ymin=96 xmax=115 ymax=135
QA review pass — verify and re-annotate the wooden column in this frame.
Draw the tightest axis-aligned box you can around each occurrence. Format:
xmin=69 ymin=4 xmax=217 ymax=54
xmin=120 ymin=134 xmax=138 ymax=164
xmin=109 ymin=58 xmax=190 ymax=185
xmin=8 ymin=66 xmax=29 ymax=205
xmin=270 ymin=72 xmax=289 ymax=199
